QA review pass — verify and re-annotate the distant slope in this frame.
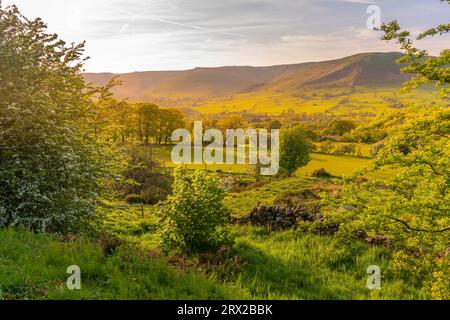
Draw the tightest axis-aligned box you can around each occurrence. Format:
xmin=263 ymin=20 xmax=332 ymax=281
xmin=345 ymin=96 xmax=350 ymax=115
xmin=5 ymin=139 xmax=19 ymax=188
xmin=83 ymin=52 xmax=409 ymax=106
xmin=266 ymin=52 xmax=407 ymax=91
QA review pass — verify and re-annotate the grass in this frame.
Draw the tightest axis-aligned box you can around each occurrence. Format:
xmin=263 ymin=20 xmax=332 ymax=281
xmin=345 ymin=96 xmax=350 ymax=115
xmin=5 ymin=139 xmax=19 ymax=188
xmin=298 ymin=154 xmax=370 ymax=177
xmin=0 ymin=144 xmax=421 ymax=300
xmin=225 ymin=176 xmax=318 ymax=216
xmin=231 ymin=226 xmax=425 ymax=299
xmin=150 ymin=145 xmax=371 ymax=176
xmin=0 ymin=228 xmax=249 ymax=300
xmin=149 ymin=144 xmax=372 ymax=216
xmin=0 ymin=225 xmax=426 ymax=300
xmin=190 ymin=87 xmax=445 ymax=115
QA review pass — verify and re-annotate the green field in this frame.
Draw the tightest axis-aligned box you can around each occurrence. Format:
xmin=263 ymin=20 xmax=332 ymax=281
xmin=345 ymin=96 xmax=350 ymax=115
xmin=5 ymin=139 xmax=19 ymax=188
xmin=190 ymin=87 xmax=444 ymax=115
xmin=151 ymin=145 xmax=371 ymax=176
xmin=298 ymin=153 xmax=370 ymax=176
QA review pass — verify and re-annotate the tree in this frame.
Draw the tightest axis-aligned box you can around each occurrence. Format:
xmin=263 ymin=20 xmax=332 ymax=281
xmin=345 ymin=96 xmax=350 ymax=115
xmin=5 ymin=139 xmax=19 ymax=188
xmin=279 ymin=126 xmax=311 ymax=176
xmin=136 ymin=103 xmax=159 ymax=144
xmin=327 ymin=119 xmax=357 ymax=136
xmin=158 ymin=168 xmax=231 ymax=254
xmin=217 ymin=115 xmax=245 ymax=132
xmin=335 ymin=144 xmax=357 ymax=156
xmin=329 ymin=0 xmax=449 ymax=298
xmin=320 ymin=141 xmax=334 ymax=153
xmin=120 ymin=144 xmax=172 ymax=205
xmin=157 ymin=108 xmax=185 ymax=145
xmin=202 ymin=117 xmax=219 ymax=132
xmin=333 ymin=106 xmax=450 ymax=258
xmin=0 ymin=4 xmax=116 ymax=234
xmin=268 ymin=120 xmax=282 ymax=130
xmin=87 ymin=76 xmax=122 ymax=140
xmin=380 ymin=3 xmax=449 ymax=98
xmin=360 ymin=0 xmax=450 ymax=245
xmin=109 ymin=100 xmax=133 ymax=143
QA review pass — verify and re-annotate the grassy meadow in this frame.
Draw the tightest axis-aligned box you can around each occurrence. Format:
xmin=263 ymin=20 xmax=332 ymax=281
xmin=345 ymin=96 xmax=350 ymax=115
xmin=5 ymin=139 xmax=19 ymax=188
xmin=151 ymin=145 xmax=371 ymax=176
xmin=0 ymin=146 xmax=426 ymax=300
xmin=190 ymin=87 xmax=445 ymax=115
xmin=0 ymin=215 xmax=425 ymax=300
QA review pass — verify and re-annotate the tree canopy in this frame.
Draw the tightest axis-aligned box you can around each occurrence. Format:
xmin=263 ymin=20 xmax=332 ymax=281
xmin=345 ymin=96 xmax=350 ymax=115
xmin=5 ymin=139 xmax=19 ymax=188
xmin=279 ymin=126 xmax=311 ymax=176
xmin=0 ymin=4 xmax=115 ymax=233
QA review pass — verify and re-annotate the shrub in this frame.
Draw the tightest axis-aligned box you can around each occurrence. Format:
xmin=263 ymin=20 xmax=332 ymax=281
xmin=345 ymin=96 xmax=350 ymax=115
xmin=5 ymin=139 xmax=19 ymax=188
xmin=335 ymin=144 xmax=357 ymax=155
xmin=0 ymin=4 xmax=116 ymax=234
xmin=312 ymin=168 xmax=333 ymax=178
xmin=158 ymin=168 xmax=232 ymax=254
xmin=120 ymin=144 xmax=172 ymax=204
xmin=320 ymin=141 xmax=334 ymax=153
xmin=327 ymin=119 xmax=357 ymax=136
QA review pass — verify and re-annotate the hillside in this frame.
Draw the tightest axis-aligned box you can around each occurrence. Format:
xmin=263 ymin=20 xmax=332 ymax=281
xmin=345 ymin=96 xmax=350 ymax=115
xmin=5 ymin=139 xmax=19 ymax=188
xmin=83 ymin=52 xmax=410 ymax=106
xmin=267 ymin=52 xmax=407 ymax=91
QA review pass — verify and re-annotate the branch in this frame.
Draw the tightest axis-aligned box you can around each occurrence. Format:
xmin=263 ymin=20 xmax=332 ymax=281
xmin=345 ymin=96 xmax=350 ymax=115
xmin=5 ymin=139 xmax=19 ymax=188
xmin=390 ymin=217 xmax=450 ymax=233
xmin=432 ymin=131 xmax=450 ymax=139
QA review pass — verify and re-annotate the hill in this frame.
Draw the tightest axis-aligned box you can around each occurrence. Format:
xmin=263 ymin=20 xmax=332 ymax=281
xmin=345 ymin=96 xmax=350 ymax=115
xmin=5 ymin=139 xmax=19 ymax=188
xmin=83 ymin=52 xmax=410 ymax=106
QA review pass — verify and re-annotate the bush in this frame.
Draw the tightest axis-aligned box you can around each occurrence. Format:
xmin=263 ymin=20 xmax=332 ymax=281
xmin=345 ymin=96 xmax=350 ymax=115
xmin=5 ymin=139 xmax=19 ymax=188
xmin=327 ymin=119 xmax=357 ymax=136
xmin=158 ymin=168 xmax=232 ymax=254
xmin=0 ymin=5 xmax=115 ymax=234
xmin=125 ymin=186 xmax=169 ymax=205
xmin=320 ymin=141 xmax=334 ymax=153
xmin=120 ymin=144 xmax=172 ymax=204
xmin=312 ymin=168 xmax=333 ymax=178
xmin=335 ymin=144 xmax=357 ymax=155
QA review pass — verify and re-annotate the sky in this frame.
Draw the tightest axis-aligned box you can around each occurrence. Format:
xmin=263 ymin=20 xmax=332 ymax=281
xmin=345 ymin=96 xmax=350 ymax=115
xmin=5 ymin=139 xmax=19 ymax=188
xmin=4 ymin=0 xmax=449 ymax=73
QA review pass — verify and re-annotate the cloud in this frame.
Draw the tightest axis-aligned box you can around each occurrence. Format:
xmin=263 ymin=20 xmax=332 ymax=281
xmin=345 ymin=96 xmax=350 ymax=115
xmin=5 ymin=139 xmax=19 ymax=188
xmin=339 ymin=0 xmax=376 ymax=4
xmin=103 ymin=4 xmax=248 ymax=38
xmin=4 ymin=0 xmax=448 ymax=72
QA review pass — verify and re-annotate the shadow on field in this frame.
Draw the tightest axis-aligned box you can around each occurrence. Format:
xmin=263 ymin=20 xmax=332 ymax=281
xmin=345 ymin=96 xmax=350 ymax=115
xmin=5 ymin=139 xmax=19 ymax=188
xmin=233 ymin=239 xmax=365 ymax=300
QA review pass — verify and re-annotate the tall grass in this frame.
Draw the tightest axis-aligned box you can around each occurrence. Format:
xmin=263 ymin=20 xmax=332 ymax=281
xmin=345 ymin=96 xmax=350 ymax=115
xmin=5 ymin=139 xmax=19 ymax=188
xmin=0 ymin=226 xmax=427 ymax=300
xmin=231 ymin=226 xmax=426 ymax=300
xmin=0 ymin=228 xmax=249 ymax=300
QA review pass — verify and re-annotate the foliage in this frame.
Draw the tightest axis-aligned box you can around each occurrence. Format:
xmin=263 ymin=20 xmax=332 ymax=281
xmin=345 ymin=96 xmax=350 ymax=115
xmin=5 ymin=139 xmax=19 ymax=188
xmin=312 ymin=168 xmax=333 ymax=179
xmin=90 ymin=100 xmax=185 ymax=145
xmin=322 ymin=0 xmax=450 ymax=292
xmin=0 ymin=228 xmax=248 ymax=300
xmin=335 ymin=143 xmax=357 ymax=156
xmin=158 ymin=168 xmax=232 ymax=254
xmin=327 ymin=119 xmax=357 ymax=136
xmin=321 ymin=2 xmax=450 ymax=296
xmin=279 ymin=126 xmax=311 ymax=176
xmin=380 ymin=0 xmax=450 ymax=98
xmin=267 ymin=120 xmax=282 ymax=130
xmin=320 ymin=141 xmax=334 ymax=153
xmin=391 ymin=249 xmax=449 ymax=300
xmin=325 ymin=106 xmax=449 ymax=297
xmin=342 ymin=107 xmax=449 ymax=246
xmin=338 ymin=0 xmax=450 ymax=253
xmin=217 ymin=115 xmax=246 ymax=132
xmin=136 ymin=103 xmax=160 ymax=144
xmin=119 ymin=144 xmax=172 ymax=205
xmin=0 ymin=4 xmax=118 ymax=234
